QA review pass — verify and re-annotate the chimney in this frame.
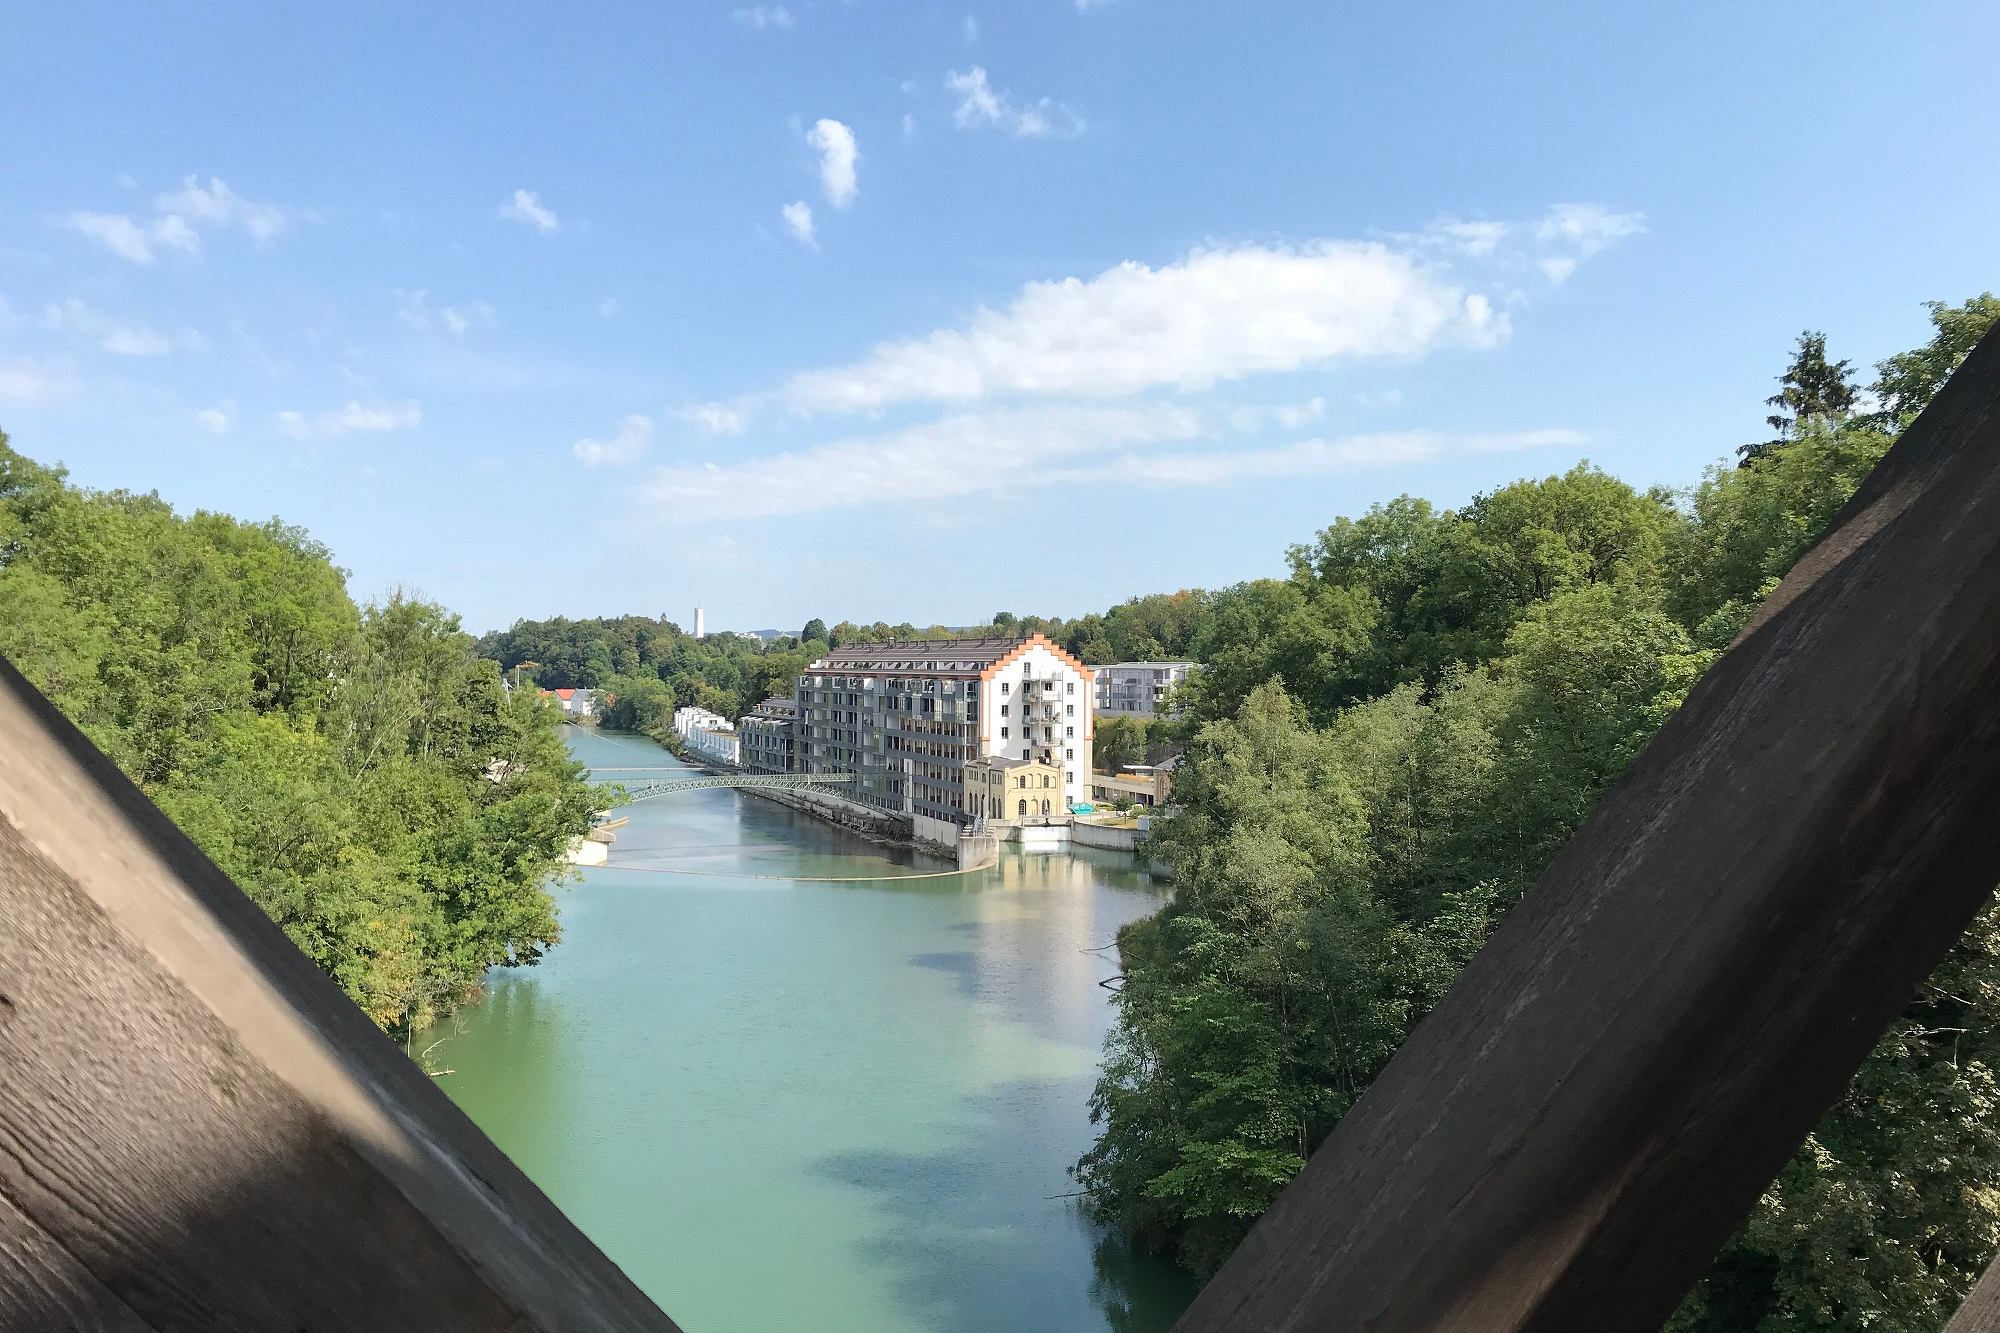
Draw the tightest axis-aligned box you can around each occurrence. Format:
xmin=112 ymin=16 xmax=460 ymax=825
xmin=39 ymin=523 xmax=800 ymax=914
xmin=694 ymin=607 xmax=705 ymax=638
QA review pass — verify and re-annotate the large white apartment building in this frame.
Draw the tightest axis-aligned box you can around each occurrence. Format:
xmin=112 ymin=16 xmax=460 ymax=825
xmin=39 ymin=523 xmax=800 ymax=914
xmin=794 ymin=635 xmax=1094 ymax=841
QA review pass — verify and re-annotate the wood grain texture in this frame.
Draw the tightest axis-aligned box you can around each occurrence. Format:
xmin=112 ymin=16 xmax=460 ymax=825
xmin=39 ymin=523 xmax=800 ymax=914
xmin=1172 ymin=328 xmax=2000 ymax=1333
xmin=1946 ymin=1255 xmax=2000 ymax=1333
xmin=0 ymin=659 xmax=681 ymax=1332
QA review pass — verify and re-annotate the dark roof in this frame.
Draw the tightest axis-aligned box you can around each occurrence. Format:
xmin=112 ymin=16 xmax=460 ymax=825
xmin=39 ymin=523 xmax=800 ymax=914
xmin=808 ymin=637 xmax=1029 ymax=673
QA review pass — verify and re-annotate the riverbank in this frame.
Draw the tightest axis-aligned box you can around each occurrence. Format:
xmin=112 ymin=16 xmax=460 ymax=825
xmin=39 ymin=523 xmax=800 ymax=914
xmin=424 ymin=725 xmax=1198 ymax=1333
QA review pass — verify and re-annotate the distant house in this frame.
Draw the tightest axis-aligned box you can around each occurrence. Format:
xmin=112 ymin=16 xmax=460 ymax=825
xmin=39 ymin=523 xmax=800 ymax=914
xmin=538 ymin=687 xmax=598 ymax=718
xmin=1093 ymin=661 xmax=1198 ymax=719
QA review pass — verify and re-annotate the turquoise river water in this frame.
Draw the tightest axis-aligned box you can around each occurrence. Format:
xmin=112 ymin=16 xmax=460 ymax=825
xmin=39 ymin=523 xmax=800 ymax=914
xmin=422 ymin=726 xmax=1199 ymax=1333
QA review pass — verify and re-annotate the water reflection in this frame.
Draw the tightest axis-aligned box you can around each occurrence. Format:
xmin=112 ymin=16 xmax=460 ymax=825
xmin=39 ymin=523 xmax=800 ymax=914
xmin=424 ymin=727 xmax=1195 ymax=1333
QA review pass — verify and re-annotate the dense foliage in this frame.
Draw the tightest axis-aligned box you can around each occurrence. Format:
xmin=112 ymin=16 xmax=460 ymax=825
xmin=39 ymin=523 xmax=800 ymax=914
xmin=1074 ymin=297 xmax=2000 ymax=1333
xmin=0 ymin=438 xmax=602 ymax=1033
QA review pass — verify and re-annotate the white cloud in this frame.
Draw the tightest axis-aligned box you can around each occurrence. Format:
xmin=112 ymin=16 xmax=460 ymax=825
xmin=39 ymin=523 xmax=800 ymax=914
xmin=69 ymin=176 xmax=293 ymax=263
xmin=1539 ymin=256 xmax=1579 ymax=285
xmin=1434 ymin=219 xmax=1508 ymax=257
xmin=806 ymin=119 xmax=859 ymax=208
xmin=42 ymin=298 xmax=199 ymax=356
xmin=1357 ymin=388 xmax=1404 ymax=409
xmin=758 ymin=239 xmax=1505 ymax=415
xmin=154 ymin=176 xmax=289 ymax=245
xmin=278 ymin=400 xmax=422 ymax=439
xmin=397 ymin=289 xmax=496 ymax=335
xmin=685 ymin=402 xmax=748 ymax=435
xmin=573 ymin=414 xmax=655 ymax=467
xmin=782 ymin=200 xmax=816 ymax=248
xmin=645 ymin=402 xmax=1582 ymax=519
xmin=68 ymin=211 xmax=199 ymax=264
xmin=963 ymin=14 xmax=979 ymax=41
xmin=499 ymin=189 xmax=560 ymax=234
xmin=946 ymin=66 xmax=1084 ymax=137
xmin=598 ymin=296 xmax=620 ymax=318
xmin=903 ymin=112 xmax=917 ymax=139
xmin=1272 ymin=396 xmax=1327 ymax=429
xmin=197 ymin=400 xmax=236 ymax=435
xmin=1536 ymin=202 xmax=1646 ymax=256
xmin=0 ymin=359 xmax=78 ymax=404
xmin=732 ymin=5 xmax=793 ymax=27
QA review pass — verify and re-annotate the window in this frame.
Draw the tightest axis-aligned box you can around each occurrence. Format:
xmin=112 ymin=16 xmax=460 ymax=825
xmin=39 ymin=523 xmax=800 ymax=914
xmin=1066 ymin=748 xmax=1074 ymax=760
xmin=1001 ymin=683 xmax=1010 ymax=694
xmin=1000 ymin=704 xmax=1009 ymax=717
xmin=1041 ymin=799 xmax=1050 ymax=814
xmin=1001 ymin=726 xmax=1009 ymax=739
xmin=1067 ymin=682 xmax=1075 ymax=694
xmin=1042 ymin=775 xmax=1051 ymax=788
xmin=1066 ymin=726 xmax=1074 ymax=738
xmin=1066 ymin=704 xmax=1074 ymax=716
xmin=1018 ymin=799 xmax=1028 ymax=817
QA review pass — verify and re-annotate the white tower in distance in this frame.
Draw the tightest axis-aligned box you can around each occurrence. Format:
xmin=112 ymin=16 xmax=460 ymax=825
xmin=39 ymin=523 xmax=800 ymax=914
xmin=694 ymin=607 xmax=705 ymax=639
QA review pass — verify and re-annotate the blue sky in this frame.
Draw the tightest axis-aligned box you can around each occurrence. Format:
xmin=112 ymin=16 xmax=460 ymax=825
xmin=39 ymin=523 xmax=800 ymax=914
xmin=2 ymin=1 xmax=1995 ymax=635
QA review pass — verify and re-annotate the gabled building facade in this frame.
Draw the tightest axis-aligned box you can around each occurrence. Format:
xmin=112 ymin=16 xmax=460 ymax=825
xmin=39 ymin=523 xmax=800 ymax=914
xmin=793 ymin=635 xmax=1094 ymax=837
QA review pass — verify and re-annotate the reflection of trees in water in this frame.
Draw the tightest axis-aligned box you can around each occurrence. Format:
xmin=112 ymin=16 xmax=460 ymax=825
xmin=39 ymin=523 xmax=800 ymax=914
xmin=1090 ymin=1227 xmax=1201 ymax=1333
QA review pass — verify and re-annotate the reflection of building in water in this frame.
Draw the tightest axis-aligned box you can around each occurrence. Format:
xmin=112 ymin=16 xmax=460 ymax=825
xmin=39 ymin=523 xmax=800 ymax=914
xmin=970 ymin=852 xmax=1121 ymax=1052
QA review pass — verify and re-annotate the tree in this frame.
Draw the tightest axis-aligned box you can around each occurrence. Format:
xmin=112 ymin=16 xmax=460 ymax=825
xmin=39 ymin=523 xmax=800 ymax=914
xmin=1870 ymin=294 xmax=2000 ymax=426
xmin=0 ymin=433 xmax=601 ymax=1036
xmin=801 ymin=617 xmax=827 ymax=643
xmin=1739 ymin=331 xmax=1859 ymax=463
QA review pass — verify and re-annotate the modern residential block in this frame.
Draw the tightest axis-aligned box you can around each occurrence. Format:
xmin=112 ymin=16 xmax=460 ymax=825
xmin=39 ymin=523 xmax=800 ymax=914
xmin=1092 ymin=660 xmax=1197 ymax=718
xmin=792 ymin=635 xmax=1094 ymax=842
xmin=737 ymin=696 xmax=798 ymax=773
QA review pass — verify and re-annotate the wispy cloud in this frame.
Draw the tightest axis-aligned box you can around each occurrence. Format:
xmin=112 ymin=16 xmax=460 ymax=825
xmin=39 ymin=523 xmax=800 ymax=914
xmin=1418 ymin=203 xmax=1646 ymax=284
xmin=782 ymin=201 xmax=816 ymax=249
xmin=573 ymin=414 xmax=655 ymax=466
xmin=68 ymin=176 xmax=295 ymax=263
xmin=499 ymin=189 xmax=560 ymax=234
xmin=647 ymin=402 xmax=1582 ymax=519
xmin=397 ymin=289 xmax=497 ymax=336
xmin=197 ymin=400 xmax=236 ymax=435
xmin=683 ymin=402 xmax=748 ymax=435
xmin=963 ymin=14 xmax=979 ymax=41
xmin=0 ymin=358 xmax=78 ymax=404
xmin=42 ymin=298 xmax=202 ymax=356
xmin=748 ymin=240 xmax=1504 ymax=416
xmin=68 ymin=212 xmax=199 ymax=264
xmin=278 ymin=400 xmax=422 ymax=439
xmin=155 ymin=177 xmax=290 ymax=244
xmin=732 ymin=5 xmax=794 ymax=28
xmin=806 ymin=119 xmax=859 ymax=208
xmin=945 ymin=66 xmax=1084 ymax=138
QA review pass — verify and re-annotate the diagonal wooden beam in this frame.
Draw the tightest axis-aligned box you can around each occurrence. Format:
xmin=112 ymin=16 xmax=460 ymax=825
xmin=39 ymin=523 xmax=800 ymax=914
xmin=1171 ymin=324 xmax=2000 ymax=1333
xmin=0 ymin=657 xmax=681 ymax=1332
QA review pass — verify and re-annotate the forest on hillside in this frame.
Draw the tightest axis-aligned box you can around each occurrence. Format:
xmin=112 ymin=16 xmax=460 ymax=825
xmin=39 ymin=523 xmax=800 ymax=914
xmin=1074 ymin=295 xmax=2000 ymax=1333
xmin=0 ymin=440 xmax=603 ymax=1034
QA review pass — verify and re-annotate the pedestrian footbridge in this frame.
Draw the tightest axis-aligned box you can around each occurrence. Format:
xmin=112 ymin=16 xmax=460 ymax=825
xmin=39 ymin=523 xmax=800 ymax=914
xmin=590 ymin=769 xmax=857 ymax=802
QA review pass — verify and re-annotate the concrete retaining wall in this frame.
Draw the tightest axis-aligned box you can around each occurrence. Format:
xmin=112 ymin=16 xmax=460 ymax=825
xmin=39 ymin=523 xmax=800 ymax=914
xmin=1070 ymin=821 xmax=1145 ymax=852
xmin=736 ymin=783 xmax=912 ymax=843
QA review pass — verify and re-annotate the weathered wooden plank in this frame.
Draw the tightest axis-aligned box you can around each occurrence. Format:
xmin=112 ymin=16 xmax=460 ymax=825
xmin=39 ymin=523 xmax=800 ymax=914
xmin=0 ymin=1187 xmax=152 ymax=1333
xmin=1945 ymin=1254 xmax=2000 ymax=1333
xmin=0 ymin=657 xmax=681 ymax=1331
xmin=1171 ymin=328 xmax=2000 ymax=1333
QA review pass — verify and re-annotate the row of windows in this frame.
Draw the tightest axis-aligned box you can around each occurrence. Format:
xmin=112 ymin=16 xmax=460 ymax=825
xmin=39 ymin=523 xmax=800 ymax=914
xmin=997 ymin=703 xmax=1076 ymax=717
xmin=997 ymin=726 xmax=1076 ymax=740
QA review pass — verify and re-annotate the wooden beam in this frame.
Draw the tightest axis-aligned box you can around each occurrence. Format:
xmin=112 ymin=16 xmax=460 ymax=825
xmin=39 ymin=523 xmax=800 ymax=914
xmin=0 ymin=657 xmax=681 ymax=1332
xmin=1171 ymin=326 xmax=2000 ymax=1333
xmin=1946 ymin=1255 xmax=2000 ymax=1333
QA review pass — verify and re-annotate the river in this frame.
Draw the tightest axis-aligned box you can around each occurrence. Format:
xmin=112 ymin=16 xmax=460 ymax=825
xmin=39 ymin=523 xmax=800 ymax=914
xmin=422 ymin=726 xmax=1199 ymax=1333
